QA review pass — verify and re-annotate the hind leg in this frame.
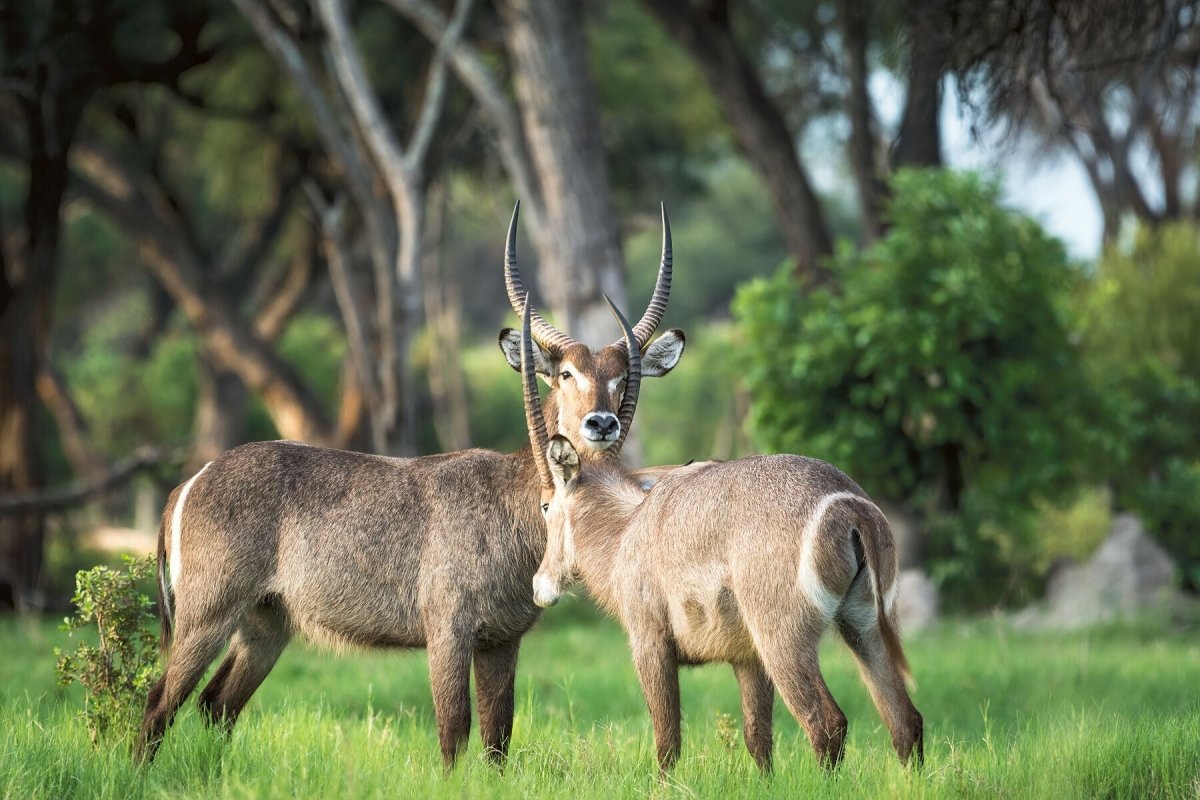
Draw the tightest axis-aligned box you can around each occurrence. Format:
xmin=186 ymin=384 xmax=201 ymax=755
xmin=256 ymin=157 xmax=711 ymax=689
xmin=744 ymin=603 xmax=847 ymax=769
xmin=197 ymin=602 xmax=291 ymax=732
xmin=474 ymin=639 xmax=519 ymax=766
xmin=835 ymin=578 xmax=923 ymax=765
xmin=136 ymin=613 xmax=239 ymax=763
xmin=732 ymin=659 xmax=774 ymax=772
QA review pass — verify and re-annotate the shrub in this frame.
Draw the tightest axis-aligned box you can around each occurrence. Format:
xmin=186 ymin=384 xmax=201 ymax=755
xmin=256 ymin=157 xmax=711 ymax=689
xmin=734 ymin=169 xmax=1100 ymax=607
xmin=1080 ymin=223 xmax=1200 ymax=589
xmin=54 ymin=555 xmax=159 ymax=745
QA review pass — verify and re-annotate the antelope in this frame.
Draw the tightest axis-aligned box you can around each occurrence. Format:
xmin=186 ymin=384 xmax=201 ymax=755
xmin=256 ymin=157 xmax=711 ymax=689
xmin=134 ymin=204 xmax=687 ymax=769
xmin=517 ymin=299 xmax=924 ymax=775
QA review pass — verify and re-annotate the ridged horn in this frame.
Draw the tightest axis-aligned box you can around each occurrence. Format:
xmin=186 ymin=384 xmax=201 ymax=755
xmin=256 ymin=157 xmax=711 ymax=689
xmin=520 ymin=294 xmax=554 ymax=489
xmin=614 ymin=202 xmax=673 ymax=351
xmin=504 ymin=201 xmax=577 ymax=354
xmin=605 ymin=295 xmax=642 ymax=458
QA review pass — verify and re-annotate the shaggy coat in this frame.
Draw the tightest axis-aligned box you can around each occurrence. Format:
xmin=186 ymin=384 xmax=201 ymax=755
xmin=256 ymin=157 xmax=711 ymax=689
xmin=536 ymin=447 xmax=924 ymax=773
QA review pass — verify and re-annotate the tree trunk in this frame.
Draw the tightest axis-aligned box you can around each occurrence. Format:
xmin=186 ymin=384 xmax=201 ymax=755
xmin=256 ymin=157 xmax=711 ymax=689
xmin=500 ymin=0 xmax=630 ymax=346
xmin=188 ymin=351 xmax=248 ymax=474
xmin=838 ymin=0 xmax=888 ymax=240
xmin=334 ymin=354 xmax=370 ymax=451
xmin=421 ymin=181 xmax=471 ymax=452
xmin=0 ymin=88 xmax=86 ymax=610
xmin=640 ymin=0 xmax=834 ymax=287
xmin=392 ymin=190 xmax=423 ymax=455
xmin=892 ymin=0 xmax=946 ymax=169
xmin=0 ymin=254 xmax=48 ymax=611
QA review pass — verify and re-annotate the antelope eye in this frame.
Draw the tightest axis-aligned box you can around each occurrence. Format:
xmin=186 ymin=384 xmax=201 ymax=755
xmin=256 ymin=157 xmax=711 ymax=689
xmin=540 ymin=502 xmax=550 ymax=514
xmin=560 ymin=370 xmax=573 ymax=381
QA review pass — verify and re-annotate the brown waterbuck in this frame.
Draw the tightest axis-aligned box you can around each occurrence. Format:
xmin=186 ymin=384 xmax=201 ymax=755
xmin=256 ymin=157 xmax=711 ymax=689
xmin=517 ymin=299 xmax=923 ymax=775
xmin=135 ymin=204 xmax=687 ymax=768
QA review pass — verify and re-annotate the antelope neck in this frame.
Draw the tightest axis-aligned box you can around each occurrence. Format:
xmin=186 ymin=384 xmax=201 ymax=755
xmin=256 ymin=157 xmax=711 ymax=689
xmin=565 ymin=461 xmax=643 ymax=614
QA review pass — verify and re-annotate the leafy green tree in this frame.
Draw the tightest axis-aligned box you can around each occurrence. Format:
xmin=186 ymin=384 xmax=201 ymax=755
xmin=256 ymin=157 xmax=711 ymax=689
xmin=735 ymin=169 xmax=1099 ymax=605
xmin=587 ymin=0 xmax=728 ymax=209
xmin=1081 ymin=224 xmax=1200 ymax=588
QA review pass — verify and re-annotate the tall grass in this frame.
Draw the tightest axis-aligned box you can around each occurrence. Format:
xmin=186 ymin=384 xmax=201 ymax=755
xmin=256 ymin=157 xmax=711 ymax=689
xmin=3 ymin=604 xmax=1198 ymax=798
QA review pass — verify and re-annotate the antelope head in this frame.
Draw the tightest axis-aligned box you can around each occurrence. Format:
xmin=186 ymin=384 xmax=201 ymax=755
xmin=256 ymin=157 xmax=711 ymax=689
xmin=519 ymin=295 xmax=644 ymax=608
xmin=498 ymin=202 xmax=685 ymax=456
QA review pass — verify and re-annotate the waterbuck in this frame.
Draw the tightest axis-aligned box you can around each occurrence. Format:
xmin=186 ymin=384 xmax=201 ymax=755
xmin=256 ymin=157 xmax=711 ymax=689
xmin=517 ymin=299 xmax=924 ymax=774
xmin=135 ymin=205 xmax=686 ymax=768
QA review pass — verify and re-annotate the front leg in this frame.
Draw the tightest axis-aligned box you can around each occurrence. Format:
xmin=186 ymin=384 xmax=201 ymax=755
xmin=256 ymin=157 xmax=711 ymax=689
xmin=630 ymin=633 xmax=682 ymax=774
xmin=426 ymin=627 xmax=473 ymax=771
xmin=474 ymin=639 xmax=520 ymax=766
xmin=732 ymin=659 xmax=775 ymax=773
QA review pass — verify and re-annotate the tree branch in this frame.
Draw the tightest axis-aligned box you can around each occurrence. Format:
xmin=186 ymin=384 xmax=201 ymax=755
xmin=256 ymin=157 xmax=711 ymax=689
xmin=405 ymin=0 xmax=474 ymax=174
xmin=71 ymin=142 xmax=335 ymax=444
xmin=0 ymin=446 xmax=178 ymax=515
xmin=383 ymin=0 xmax=545 ymax=226
xmin=232 ymin=0 xmax=380 ymax=224
xmin=36 ymin=366 xmax=105 ymax=480
xmin=305 ymin=182 xmax=382 ymax=452
xmin=315 ymin=0 xmax=411 ymax=195
xmin=252 ymin=248 xmax=313 ymax=342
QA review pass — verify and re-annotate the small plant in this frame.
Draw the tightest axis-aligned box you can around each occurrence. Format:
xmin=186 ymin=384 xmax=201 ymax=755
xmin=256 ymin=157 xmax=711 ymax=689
xmin=54 ymin=555 xmax=159 ymax=745
xmin=713 ymin=712 xmax=739 ymax=752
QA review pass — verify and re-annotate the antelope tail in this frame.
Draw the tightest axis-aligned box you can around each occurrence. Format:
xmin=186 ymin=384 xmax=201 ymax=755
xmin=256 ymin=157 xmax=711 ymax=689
xmin=859 ymin=512 xmax=911 ymax=686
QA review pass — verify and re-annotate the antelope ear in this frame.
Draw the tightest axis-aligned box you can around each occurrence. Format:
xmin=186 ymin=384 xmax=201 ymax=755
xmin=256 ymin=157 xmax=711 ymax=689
xmin=642 ymin=329 xmax=686 ymax=377
xmin=498 ymin=328 xmax=556 ymax=376
xmin=546 ymin=434 xmax=580 ymax=486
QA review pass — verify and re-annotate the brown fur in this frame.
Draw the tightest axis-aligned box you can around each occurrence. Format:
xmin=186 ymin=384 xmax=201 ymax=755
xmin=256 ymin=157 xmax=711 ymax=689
xmin=135 ymin=337 xmax=683 ymax=769
xmin=536 ymin=446 xmax=924 ymax=774
xmin=155 ymin=507 xmax=172 ymax=653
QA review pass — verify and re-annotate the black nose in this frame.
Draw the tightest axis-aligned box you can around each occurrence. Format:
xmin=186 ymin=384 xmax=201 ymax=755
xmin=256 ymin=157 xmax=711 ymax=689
xmin=583 ymin=413 xmax=619 ymax=437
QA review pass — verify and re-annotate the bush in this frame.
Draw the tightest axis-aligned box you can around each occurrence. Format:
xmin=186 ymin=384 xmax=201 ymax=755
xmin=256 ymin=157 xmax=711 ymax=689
xmin=54 ymin=556 xmax=159 ymax=745
xmin=634 ymin=323 xmax=750 ymax=465
xmin=1080 ymin=223 xmax=1200 ymax=589
xmin=734 ymin=169 xmax=1100 ymax=607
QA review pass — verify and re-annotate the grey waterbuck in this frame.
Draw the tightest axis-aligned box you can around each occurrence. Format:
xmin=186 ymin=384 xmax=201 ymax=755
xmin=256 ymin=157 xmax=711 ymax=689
xmin=518 ymin=299 xmax=923 ymax=774
xmin=135 ymin=205 xmax=686 ymax=768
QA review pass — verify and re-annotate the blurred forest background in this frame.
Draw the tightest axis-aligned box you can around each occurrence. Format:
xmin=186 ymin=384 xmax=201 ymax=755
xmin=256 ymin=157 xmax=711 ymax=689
xmin=0 ymin=0 xmax=1197 ymax=615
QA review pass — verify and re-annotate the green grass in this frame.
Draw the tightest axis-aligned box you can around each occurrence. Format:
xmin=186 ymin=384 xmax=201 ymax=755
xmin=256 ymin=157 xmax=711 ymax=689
xmin=3 ymin=601 xmax=1199 ymax=798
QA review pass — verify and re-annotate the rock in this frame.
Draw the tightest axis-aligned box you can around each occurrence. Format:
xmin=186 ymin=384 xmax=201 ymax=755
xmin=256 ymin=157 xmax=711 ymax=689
xmin=896 ymin=569 xmax=938 ymax=633
xmin=1026 ymin=513 xmax=1177 ymax=630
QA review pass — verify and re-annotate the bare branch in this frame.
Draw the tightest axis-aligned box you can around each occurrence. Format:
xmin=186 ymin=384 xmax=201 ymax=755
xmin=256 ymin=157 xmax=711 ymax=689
xmin=0 ymin=446 xmax=178 ymax=515
xmin=252 ymin=249 xmax=313 ymax=342
xmin=71 ymin=143 xmax=335 ymax=444
xmin=304 ymin=182 xmax=381 ymax=451
xmin=314 ymin=0 xmax=410 ymax=194
xmin=405 ymin=0 xmax=474 ymax=174
xmin=382 ymin=0 xmax=544 ymax=225
xmin=232 ymin=0 xmax=378 ymax=219
xmin=36 ymin=366 xmax=106 ymax=480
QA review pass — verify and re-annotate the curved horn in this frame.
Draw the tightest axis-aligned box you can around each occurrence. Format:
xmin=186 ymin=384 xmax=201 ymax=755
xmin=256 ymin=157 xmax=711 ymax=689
xmin=504 ymin=201 xmax=577 ymax=354
xmin=520 ymin=294 xmax=554 ymax=489
xmin=614 ymin=202 xmax=673 ymax=351
xmin=605 ymin=295 xmax=642 ymax=459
